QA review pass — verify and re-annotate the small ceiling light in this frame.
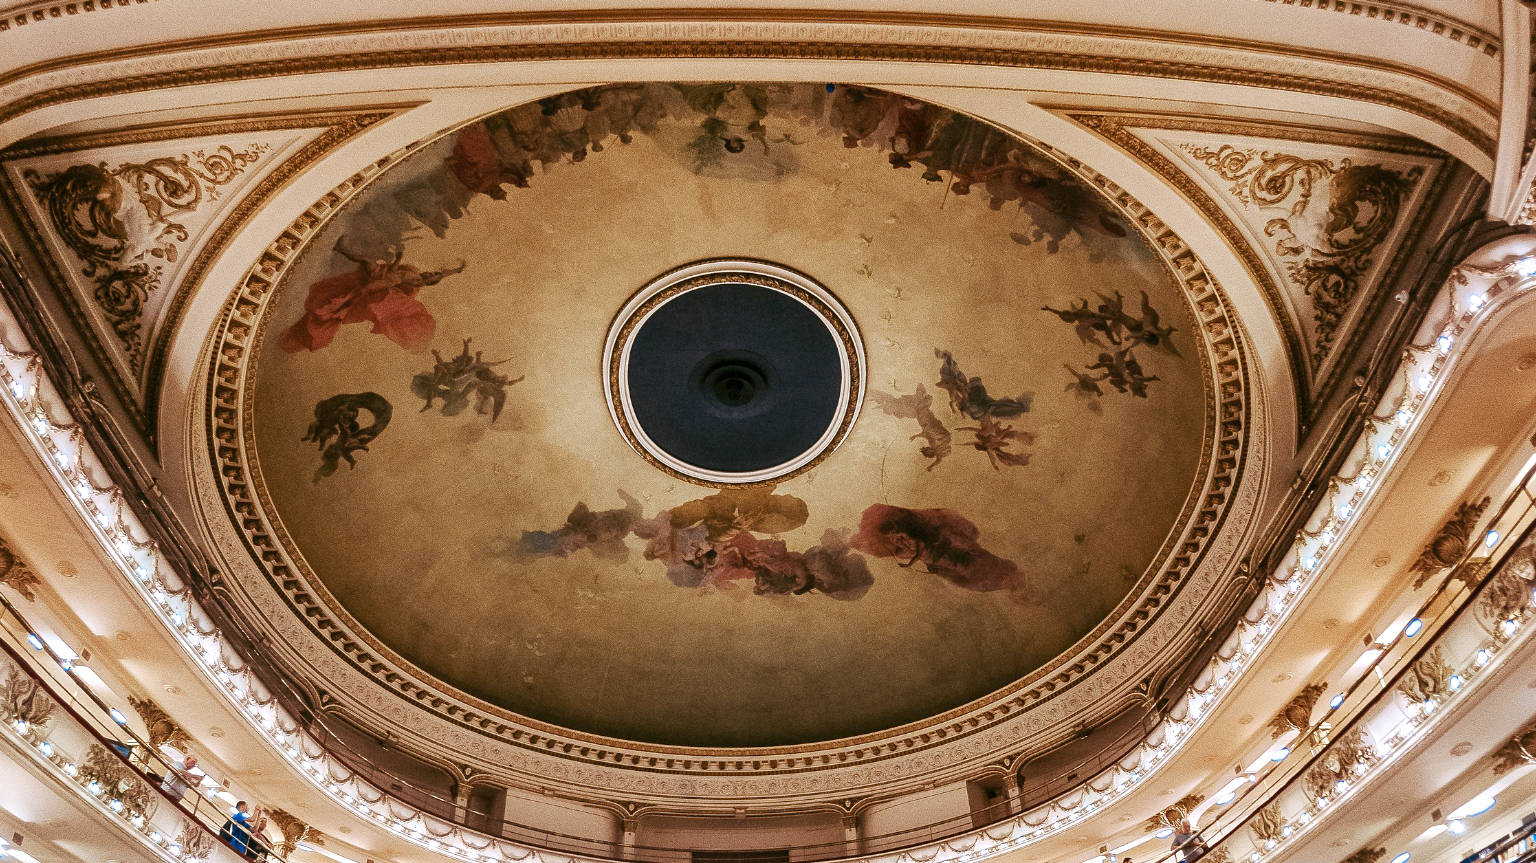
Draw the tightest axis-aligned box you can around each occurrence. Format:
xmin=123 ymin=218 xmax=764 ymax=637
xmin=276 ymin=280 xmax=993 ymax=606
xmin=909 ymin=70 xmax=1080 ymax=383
xmin=1468 ymin=293 xmax=1488 ymax=311
xmin=1390 ymin=855 xmax=1409 ymax=863
xmin=1404 ymin=618 xmax=1424 ymax=637
xmin=1270 ymin=747 xmax=1290 ymax=762
xmin=1436 ymin=334 xmax=1452 ymax=353
xmin=1515 ymin=258 xmax=1536 ymax=276
xmin=25 ymin=633 xmax=43 ymax=650
xmin=1447 ymin=819 xmax=1467 ymax=835
xmin=1329 ymin=694 xmax=1345 ymax=710
xmin=1485 ymin=529 xmax=1501 ymax=548
xmin=1155 ymin=828 xmax=1175 ymax=839
xmin=109 ymin=708 xmax=128 ymax=725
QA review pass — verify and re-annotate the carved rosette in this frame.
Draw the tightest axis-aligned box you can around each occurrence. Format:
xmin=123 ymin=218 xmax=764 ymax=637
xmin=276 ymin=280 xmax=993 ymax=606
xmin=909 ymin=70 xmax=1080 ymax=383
xmin=1267 ymin=682 xmax=1327 ymax=739
xmin=0 ymin=534 xmax=40 ymax=601
xmin=1411 ymin=497 xmax=1491 ymax=589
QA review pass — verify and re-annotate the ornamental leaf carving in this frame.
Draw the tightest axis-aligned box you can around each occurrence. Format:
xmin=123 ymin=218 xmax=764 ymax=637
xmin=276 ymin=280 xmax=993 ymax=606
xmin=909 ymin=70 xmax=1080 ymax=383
xmin=1250 ymin=802 xmax=1286 ymax=845
xmin=1492 ymin=717 xmax=1536 ymax=775
xmin=1268 ymin=681 xmax=1327 ymax=739
xmin=177 ymin=817 xmax=217 ymax=860
xmin=0 ymin=535 xmax=40 ymax=601
xmin=79 ymin=743 xmax=156 ymax=820
xmin=127 ymin=695 xmax=189 ymax=750
xmin=1397 ymin=645 xmax=1454 ymax=707
xmin=1181 ymin=143 xmax=1416 ymax=360
xmin=23 ymin=144 xmax=267 ymax=370
xmin=0 ymin=663 xmax=54 ymax=730
xmin=1411 ymin=497 xmax=1490 ymax=589
xmin=1341 ymin=848 xmax=1385 ymax=863
xmin=1479 ymin=541 xmax=1536 ymax=630
xmin=1303 ymin=728 xmax=1377 ymax=804
xmin=266 ymin=808 xmax=312 ymax=857
xmin=1144 ymin=792 xmax=1204 ymax=832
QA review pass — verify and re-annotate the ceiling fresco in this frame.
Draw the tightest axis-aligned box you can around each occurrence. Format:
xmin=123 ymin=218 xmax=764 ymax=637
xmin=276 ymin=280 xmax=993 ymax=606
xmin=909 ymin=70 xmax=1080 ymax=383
xmin=246 ymin=83 xmax=1211 ymax=747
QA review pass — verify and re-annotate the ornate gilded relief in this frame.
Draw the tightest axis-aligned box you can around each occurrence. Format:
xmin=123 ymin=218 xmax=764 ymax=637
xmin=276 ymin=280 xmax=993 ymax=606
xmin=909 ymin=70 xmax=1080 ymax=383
xmin=1267 ymin=681 xmax=1327 ymax=739
xmin=1396 ymin=645 xmax=1454 ymax=707
xmin=1066 ymin=113 xmax=1448 ymax=432
xmin=0 ymin=534 xmax=40 ymax=601
xmin=1179 ymin=144 xmax=1417 ymax=358
xmin=1144 ymin=793 xmax=1205 ymax=832
xmin=127 ymin=695 xmax=190 ymax=750
xmin=78 ymin=743 xmax=157 ymax=820
xmin=1410 ymin=496 xmax=1490 ymax=589
xmin=1492 ymin=716 xmax=1536 ymax=775
xmin=0 ymin=664 xmax=53 ymax=732
xmin=1302 ymin=728 xmax=1378 ymax=805
xmin=0 ymin=111 xmax=393 ymax=430
xmin=21 ymin=144 xmax=267 ymax=370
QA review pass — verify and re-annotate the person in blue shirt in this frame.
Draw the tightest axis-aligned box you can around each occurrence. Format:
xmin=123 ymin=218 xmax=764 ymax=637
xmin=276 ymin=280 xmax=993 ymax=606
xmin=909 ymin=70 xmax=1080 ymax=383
xmin=219 ymin=801 xmax=254 ymax=855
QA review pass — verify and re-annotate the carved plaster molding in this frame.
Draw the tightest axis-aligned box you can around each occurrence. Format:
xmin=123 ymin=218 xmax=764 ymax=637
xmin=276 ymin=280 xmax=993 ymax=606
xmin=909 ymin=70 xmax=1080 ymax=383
xmin=1410 ymin=496 xmax=1491 ymax=588
xmin=1065 ymin=112 xmax=1453 ymax=433
xmin=1267 ymin=681 xmax=1327 ymax=739
xmin=0 ymin=110 xmax=396 ymax=432
xmin=127 ymin=694 xmax=189 ymax=750
xmin=0 ymin=13 xmax=1496 ymax=160
xmin=0 ymin=531 xmax=39 ymax=600
xmin=1256 ymin=0 xmax=1499 ymax=56
xmin=1340 ymin=848 xmax=1385 ymax=863
xmin=0 ymin=0 xmax=164 ymax=34
xmin=190 ymin=89 xmax=1261 ymax=807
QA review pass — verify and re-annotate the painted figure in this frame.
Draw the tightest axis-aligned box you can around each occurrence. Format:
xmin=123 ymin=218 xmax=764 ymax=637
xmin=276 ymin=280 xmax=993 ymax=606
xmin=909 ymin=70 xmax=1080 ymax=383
xmin=280 ymin=238 xmax=465 ymax=352
xmin=301 ymin=392 xmax=392 ymax=482
xmin=410 ymin=338 xmax=524 ymax=421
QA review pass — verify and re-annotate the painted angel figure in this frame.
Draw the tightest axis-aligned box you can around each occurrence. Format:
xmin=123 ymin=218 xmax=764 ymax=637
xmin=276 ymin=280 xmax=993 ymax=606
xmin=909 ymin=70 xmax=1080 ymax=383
xmin=280 ymin=237 xmax=465 ymax=352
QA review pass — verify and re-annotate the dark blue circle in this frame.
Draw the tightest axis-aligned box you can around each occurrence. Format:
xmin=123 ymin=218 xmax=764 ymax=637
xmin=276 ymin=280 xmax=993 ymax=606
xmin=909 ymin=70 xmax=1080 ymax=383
xmin=627 ymin=282 xmax=843 ymax=473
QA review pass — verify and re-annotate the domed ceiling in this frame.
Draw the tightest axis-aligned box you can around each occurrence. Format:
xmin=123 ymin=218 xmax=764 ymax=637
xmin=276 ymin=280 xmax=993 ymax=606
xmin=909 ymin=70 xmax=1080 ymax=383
xmin=245 ymin=83 xmax=1209 ymax=747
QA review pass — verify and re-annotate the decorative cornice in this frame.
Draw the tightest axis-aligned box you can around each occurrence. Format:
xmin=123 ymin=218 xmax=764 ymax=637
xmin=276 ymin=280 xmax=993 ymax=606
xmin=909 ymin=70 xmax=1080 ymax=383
xmin=1257 ymin=0 xmax=1499 ymax=56
xmin=0 ymin=14 xmax=1497 ymax=158
xmin=0 ymin=0 xmax=164 ymax=34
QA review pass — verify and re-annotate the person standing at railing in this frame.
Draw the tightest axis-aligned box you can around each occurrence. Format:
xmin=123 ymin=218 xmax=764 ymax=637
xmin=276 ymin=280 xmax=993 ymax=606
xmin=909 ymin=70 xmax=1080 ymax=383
xmin=1170 ymin=819 xmax=1209 ymax=862
xmin=220 ymin=801 xmax=257 ymax=856
xmin=160 ymin=754 xmax=198 ymax=801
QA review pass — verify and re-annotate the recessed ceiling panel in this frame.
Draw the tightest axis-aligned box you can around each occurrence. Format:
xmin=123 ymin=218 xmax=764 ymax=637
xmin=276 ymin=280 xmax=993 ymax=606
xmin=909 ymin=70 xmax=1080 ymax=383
xmin=245 ymin=83 xmax=1210 ymax=747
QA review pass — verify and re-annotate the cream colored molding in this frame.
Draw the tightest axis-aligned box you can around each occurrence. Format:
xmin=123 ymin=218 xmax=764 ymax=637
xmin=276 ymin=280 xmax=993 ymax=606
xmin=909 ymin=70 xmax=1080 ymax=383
xmin=0 ymin=14 xmax=1499 ymax=167
xmin=1256 ymin=0 xmax=1501 ymax=56
xmin=1487 ymin=0 xmax=1531 ymax=218
xmin=3 ymin=189 xmax=1531 ymax=863
xmin=0 ymin=0 xmax=159 ymax=34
